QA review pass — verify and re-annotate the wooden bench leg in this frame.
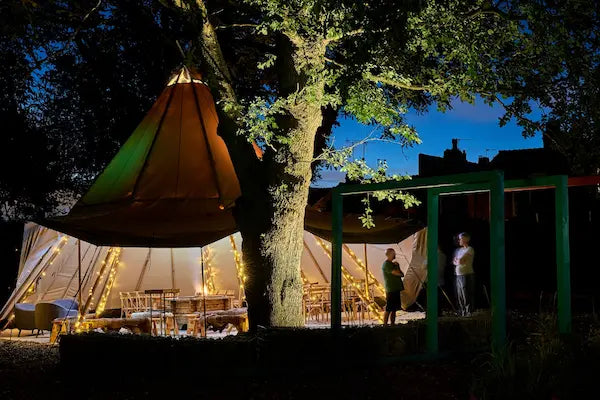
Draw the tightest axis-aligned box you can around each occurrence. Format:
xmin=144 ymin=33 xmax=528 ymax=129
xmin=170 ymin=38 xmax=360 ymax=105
xmin=195 ymin=318 xmax=206 ymax=337
xmin=50 ymin=322 xmax=61 ymax=344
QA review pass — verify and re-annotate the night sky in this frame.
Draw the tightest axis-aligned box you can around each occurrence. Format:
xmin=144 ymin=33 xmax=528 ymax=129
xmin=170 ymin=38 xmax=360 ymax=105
xmin=315 ymin=97 xmax=543 ymax=187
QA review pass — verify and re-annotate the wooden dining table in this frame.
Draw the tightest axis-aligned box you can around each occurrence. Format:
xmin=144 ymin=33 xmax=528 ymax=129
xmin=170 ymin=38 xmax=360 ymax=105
xmin=170 ymin=295 xmax=232 ymax=314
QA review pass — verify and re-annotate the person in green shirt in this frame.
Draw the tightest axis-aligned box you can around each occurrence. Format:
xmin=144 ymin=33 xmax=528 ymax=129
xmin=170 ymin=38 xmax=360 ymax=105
xmin=382 ymin=248 xmax=404 ymax=325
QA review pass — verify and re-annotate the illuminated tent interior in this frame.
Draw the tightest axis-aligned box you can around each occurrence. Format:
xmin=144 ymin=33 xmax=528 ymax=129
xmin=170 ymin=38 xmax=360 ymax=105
xmin=0 ymin=224 xmax=427 ymax=323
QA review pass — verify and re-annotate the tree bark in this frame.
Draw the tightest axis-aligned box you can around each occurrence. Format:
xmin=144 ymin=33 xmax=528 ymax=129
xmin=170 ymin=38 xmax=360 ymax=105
xmin=236 ymin=33 xmax=325 ymax=329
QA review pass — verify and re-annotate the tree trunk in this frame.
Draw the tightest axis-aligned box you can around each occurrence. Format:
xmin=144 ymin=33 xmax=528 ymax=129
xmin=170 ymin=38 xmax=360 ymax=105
xmin=236 ymin=99 xmax=324 ymax=329
xmin=182 ymin=0 xmax=326 ymax=329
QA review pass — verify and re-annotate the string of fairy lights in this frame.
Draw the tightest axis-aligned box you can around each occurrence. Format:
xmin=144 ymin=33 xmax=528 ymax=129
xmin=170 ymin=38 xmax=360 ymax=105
xmin=20 ymin=236 xmax=70 ymax=302
xmin=229 ymin=236 xmax=246 ymax=302
xmin=94 ymin=247 xmax=122 ymax=317
xmin=300 ymin=269 xmax=311 ymax=286
xmin=75 ymin=247 xmax=122 ymax=332
xmin=343 ymin=244 xmax=386 ymax=297
xmin=201 ymin=246 xmax=217 ymax=295
xmin=314 ymin=237 xmax=384 ymax=322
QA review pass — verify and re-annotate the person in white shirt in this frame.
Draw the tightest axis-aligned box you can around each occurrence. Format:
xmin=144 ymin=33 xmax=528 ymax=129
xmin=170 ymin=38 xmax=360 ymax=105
xmin=453 ymin=232 xmax=475 ymax=316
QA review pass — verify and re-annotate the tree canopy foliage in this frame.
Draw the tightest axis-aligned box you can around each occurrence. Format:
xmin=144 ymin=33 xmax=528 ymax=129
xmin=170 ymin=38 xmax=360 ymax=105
xmin=2 ymin=0 xmax=599 ymax=218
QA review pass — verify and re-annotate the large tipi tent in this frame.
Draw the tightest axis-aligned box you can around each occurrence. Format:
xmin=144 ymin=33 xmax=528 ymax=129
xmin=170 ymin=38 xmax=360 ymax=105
xmin=44 ymin=67 xmax=241 ymax=248
xmin=2 ymin=66 xmax=428 ymax=323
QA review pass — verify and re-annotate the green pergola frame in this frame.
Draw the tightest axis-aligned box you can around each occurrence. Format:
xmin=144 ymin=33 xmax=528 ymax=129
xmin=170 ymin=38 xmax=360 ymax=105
xmin=330 ymin=171 xmax=571 ymax=354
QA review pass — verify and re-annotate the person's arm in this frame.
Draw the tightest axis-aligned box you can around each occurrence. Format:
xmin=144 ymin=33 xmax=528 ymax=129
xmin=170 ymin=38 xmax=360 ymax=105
xmin=391 ymin=263 xmax=404 ymax=277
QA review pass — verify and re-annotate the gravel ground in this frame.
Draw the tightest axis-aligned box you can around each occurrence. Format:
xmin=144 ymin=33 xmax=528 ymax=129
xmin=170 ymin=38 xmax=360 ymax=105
xmin=0 ymin=339 xmax=472 ymax=400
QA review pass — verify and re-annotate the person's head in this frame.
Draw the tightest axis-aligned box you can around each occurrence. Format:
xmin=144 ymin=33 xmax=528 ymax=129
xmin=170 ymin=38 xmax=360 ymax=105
xmin=458 ymin=232 xmax=471 ymax=247
xmin=385 ymin=248 xmax=396 ymax=261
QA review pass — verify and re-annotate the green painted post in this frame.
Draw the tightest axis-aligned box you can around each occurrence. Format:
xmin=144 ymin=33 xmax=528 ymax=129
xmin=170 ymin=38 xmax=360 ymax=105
xmin=555 ymin=175 xmax=571 ymax=334
xmin=426 ymin=190 xmax=439 ymax=354
xmin=331 ymin=189 xmax=343 ymax=329
xmin=489 ymin=173 xmax=506 ymax=350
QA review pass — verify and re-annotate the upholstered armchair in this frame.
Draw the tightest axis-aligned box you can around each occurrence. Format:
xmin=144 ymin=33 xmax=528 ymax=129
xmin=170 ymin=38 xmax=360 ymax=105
xmin=34 ymin=300 xmax=79 ymax=333
xmin=14 ymin=303 xmax=36 ymax=336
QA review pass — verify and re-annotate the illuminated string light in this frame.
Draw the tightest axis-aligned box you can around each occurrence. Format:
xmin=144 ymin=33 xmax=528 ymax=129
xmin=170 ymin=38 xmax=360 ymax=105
xmin=201 ymin=246 xmax=217 ymax=295
xmin=20 ymin=236 xmax=70 ymax=302
xmin=229 ymin=236 xmax=246 ymax=302
xmin=94 ymin=247 xmax=122 ymax=317
xmin=315 ymin=238 xmax=384 ymax=322
xmin=343 ymin=244 xmax=386 ymax=296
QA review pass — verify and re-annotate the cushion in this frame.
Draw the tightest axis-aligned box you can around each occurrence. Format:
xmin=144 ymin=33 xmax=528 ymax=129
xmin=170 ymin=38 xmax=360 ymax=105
xmin=131 ymin=311 xmax=173 ymax=319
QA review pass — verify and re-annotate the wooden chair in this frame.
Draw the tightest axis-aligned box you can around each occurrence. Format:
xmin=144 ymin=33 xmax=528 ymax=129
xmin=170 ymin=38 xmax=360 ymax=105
xmin=120 ymin=291 xmax=153 ymax=317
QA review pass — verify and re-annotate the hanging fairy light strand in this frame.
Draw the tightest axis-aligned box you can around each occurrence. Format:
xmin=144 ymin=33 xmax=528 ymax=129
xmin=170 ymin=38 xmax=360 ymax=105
xmin=343 ymin=244 xmax=386 ymax=296
xmin=229 ymin=236 xmax=246 ymax=302
xmin=75 ymin=247 xmax=119 ymax=331
xmin=300 ymin=269 xmax=311 ymax=286
xmin=21 ymin=236 xmax=70 ymax=302
xmin=201 ymin=246 xmax=217 ymax=295
xmin=94 ymin=247 xmax=122 ymax=317
xmin=314 ymin=238 xmax=383 ymax=322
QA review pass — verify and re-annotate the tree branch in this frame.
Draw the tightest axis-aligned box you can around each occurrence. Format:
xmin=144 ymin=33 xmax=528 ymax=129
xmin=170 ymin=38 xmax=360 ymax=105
xmin=215 ymin=23 xmax=259 ymax=30
xmin=364 ymin=72 xmax=431 ymax=92
xmin=323 ymin=28 xmax=364 ymax=45
xmin=313 ymin=130 xmax=404 ymax=162
xmin=324 ymin=56 xmax=345 ymax=68
xmin=463 ymin=4 xmax=523 ymax=21
xmin=22 ymin=0 xmax=103 ymax=73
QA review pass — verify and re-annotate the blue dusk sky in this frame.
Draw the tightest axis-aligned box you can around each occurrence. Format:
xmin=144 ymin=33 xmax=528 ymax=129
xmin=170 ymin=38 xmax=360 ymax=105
xmin=314 ymin=98 xmax=543 ymax=187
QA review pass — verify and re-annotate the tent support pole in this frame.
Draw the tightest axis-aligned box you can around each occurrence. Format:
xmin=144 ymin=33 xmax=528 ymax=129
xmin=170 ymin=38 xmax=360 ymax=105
xmin=38 ymin=238 xmax=76 ymax=301
xmin=81 ymin=249 xmax=114 ymax=318
xmin=135 ymin=249 xmax=152 ymax=291
xmin=331 ymin=189 xmax=343 ymax=329
xmin=62 ymin=244 xmax=94 ymax=299
xmin=78 ymin=240 xmax=82 ymax=315
xmin=201 ymin=247 xmax=208 ymax=337
xmin=170 ymin=249 xmax=176 ymax=290
xmin=14 ymin=236 xmax=68 ymax=307
xmin=303 ymin=240 xmax=329 ymax=283
xmin=80 ymin=247 xmax=103 ymax=294
xmin=342 ymin=244 xmax=385 ymax=296
xmin=364 ymin=243 xmax=369 ymax=300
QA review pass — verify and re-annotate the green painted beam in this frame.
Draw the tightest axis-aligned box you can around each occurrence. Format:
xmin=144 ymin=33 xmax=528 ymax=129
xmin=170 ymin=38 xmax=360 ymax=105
xmin=331 ymin=188 xmax=343 ymax=329
xmin=505 ymin=176 xmax=566 ymax=190
xmin=426 ymin=190 xmax=439 ymax=354
xmin=431 ymin=182 xmax=491 ymax=196
xmin=555 ymin=176 xmax=572 ymax=334
xmin=335 ymin=171 xmax=502 ymax=195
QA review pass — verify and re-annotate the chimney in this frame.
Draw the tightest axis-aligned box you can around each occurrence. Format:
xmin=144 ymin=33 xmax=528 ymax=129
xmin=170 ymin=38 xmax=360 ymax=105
xmin=452 ymin=138 xmax=458 ymax=150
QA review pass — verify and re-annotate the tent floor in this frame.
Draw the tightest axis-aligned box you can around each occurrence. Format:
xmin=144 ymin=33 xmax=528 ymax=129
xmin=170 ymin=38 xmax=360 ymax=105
xmin=306 ymin=310 xmax=426 ymax=327
xmin=0 ymin=326 xmax=241 ymax=344
xmin=1 ymin=311 xmax=426 ymax=344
